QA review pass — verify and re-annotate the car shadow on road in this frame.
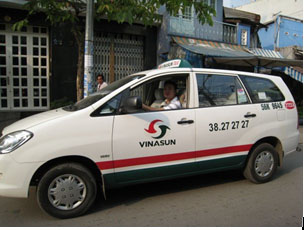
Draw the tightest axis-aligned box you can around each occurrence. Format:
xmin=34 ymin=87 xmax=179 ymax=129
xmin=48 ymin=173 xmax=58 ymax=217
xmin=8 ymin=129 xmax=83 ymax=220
xmin=88 ymin=169 xmax=245 ymax=215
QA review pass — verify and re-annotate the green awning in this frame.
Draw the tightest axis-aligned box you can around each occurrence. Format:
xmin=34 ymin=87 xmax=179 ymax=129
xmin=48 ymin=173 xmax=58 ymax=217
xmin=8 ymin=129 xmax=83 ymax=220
xmin=172 ymin=36 xmax=303 ymax=68
xmin=172 ymin=36 xmax=254 ymax=58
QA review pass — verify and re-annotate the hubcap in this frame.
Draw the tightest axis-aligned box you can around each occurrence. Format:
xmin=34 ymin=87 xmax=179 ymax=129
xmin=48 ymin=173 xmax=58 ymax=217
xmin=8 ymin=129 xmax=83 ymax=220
xmin=254 ymin=151 xmax=274 ymax=177
xmin=48 ymin=174 xmax=87 ymax=210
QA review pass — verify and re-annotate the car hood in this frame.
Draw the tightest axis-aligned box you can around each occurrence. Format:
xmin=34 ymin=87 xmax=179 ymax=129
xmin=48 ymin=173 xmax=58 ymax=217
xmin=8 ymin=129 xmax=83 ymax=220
xmin=2 ymin=108 xmax=70 ymax=135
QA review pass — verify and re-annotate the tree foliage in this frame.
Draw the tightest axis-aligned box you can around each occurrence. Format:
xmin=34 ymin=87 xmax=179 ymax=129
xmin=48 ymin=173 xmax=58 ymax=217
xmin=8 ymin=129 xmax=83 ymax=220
xmin=16 ymin=0 xmax=216 ymax=28
xmin=95 ymin=0 xmax=216 ymax=25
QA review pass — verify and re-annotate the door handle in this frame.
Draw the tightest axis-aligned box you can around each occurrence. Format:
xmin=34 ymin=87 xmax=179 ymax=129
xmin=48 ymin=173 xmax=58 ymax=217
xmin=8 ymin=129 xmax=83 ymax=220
xmin=177 ymin=120 xmax=194 ymax=125
xmin=244 ymin=113 xmax=256 ymax=118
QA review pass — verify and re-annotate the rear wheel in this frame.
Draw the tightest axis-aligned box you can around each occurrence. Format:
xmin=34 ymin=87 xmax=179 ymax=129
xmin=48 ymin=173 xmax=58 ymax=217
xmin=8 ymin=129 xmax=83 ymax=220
xmin=37 ymin=163 xmax=97 ymax=219
xmin=244 ymin=143 xmax=279 ymax=183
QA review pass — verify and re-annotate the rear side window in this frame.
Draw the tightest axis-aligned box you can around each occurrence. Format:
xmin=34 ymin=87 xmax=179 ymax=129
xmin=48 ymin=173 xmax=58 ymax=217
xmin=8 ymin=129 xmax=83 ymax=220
xmin=196 ymin=74 xmax=249 ymax=107
xmin=240 ymin=75 xmax=285 ymax=103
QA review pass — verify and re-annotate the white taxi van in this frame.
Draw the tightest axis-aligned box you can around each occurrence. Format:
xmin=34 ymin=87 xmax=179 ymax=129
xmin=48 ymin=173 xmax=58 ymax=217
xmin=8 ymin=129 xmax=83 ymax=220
xmin=0 ymin=59 xmax=300 ymax=218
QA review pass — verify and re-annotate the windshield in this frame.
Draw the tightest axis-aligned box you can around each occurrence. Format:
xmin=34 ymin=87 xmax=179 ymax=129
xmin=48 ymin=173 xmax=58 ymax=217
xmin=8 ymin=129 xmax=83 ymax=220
xmin=63 ymin=74 xmax=144 ymax=111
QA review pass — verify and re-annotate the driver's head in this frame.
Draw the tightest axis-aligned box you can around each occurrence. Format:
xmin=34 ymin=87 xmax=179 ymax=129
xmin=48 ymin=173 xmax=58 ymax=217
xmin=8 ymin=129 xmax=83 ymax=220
xmin=163 ymin=81 xmax=177 ymax=100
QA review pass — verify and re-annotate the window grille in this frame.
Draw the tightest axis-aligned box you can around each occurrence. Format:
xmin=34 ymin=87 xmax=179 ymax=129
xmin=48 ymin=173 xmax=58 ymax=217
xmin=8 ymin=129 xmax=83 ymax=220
xmin=93 ymin=33 xmax=144 ymax=85
xmin=0 ymin=24 xmax=49 ymax=111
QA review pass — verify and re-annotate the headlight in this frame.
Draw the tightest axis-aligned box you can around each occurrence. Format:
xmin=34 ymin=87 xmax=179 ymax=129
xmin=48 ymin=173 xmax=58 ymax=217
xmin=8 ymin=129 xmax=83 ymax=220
xmin=0 ymin=130 xmax=33 ymax=154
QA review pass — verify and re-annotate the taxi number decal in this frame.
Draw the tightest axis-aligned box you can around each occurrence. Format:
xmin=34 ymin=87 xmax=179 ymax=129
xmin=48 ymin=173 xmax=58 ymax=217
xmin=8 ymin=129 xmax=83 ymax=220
xmin=209 ymin=120 xmax=249 ymax=132
xmin=261 ymin=102 xmax=283 ymax=111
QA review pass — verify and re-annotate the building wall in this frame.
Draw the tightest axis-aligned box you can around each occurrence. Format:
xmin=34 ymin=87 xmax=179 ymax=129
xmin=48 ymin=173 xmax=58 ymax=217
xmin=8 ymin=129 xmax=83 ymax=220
xmin=258 ymin=16 xmax=303 ymax=50
xmin=277 ymin=17 xmax=303 ymax=48
xmin=258 ymin=22 xmax=275 ymax=50
xmin=168 ymin=0 xmax=224 ymax=40
xmin=157 ymin=0 xmax=225 ymax=63
xmin=237 ymin=23 xmax=251 ymax=47
xmin=235 ymin=0 xmax=303 ymax=23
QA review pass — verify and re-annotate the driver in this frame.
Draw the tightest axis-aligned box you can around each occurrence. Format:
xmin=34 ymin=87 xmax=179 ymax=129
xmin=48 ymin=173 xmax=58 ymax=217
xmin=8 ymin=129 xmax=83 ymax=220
xmin=142 ymin=80 xmax=181 ymax=111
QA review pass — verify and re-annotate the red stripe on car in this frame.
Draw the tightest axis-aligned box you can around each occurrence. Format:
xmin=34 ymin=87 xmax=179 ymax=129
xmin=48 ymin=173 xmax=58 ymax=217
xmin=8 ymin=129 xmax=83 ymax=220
xmin=97 ymin=144 xmax=252 ymax=170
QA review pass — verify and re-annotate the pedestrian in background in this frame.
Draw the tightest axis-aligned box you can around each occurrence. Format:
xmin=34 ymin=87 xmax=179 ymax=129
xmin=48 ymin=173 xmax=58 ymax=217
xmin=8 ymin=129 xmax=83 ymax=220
xmin=96 ymin=74 xmax=108 ymax=91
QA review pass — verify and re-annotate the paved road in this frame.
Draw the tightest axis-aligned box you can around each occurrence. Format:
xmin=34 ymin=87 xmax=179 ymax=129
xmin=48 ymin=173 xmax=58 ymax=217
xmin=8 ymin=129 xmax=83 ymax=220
xmin=0 ymin=146 xmax=302 ymax=227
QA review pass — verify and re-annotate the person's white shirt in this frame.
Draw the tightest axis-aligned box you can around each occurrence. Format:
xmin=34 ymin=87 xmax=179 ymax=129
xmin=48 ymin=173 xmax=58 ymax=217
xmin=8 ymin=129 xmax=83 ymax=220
xmin=97 ymin=82 xmax=108 ymax=91
xmin=161 ymin=96 xmax=181 ymax=110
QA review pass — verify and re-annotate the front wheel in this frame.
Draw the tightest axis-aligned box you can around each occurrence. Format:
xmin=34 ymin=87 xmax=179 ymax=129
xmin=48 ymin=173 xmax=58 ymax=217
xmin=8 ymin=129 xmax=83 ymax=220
xmin=37 ymin=163 xmax=97 ymax=219
xmin=243 ymin=143 xmax=279 ymax=183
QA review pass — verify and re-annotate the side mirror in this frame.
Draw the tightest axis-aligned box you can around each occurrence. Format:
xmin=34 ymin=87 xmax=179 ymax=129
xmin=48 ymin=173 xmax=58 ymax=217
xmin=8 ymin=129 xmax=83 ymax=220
xmin=121 ymin=96 xmax=142 ymax=113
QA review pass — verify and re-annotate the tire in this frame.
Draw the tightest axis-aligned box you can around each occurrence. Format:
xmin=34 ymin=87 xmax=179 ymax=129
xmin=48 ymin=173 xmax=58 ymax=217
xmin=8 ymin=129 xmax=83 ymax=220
xmin=243 ymin=143 xmax=279 ymax=183
xmin=37 ymin=163 xmax=97 ymax=219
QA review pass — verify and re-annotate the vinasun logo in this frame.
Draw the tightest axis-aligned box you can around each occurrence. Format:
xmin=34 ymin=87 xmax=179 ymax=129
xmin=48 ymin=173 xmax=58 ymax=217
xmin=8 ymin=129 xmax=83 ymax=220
xmin=144 ymin=119 xmax=170 ymax=139
xmin=139 ymin=119 xmax=176 ymax=148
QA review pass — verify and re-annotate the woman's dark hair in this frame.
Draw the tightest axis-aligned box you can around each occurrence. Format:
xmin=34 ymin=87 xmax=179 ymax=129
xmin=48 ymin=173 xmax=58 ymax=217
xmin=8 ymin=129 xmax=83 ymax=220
xmin=164 ymin=80 xmax=177 ymax=90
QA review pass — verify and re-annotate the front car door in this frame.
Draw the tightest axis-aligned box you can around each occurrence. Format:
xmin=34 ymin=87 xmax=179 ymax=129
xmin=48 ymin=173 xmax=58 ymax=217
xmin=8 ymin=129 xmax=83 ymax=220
xmin=112 ymin=72 xmax=196 ymax=184
xmin=194 ymin=71 xmax=260 ymax=171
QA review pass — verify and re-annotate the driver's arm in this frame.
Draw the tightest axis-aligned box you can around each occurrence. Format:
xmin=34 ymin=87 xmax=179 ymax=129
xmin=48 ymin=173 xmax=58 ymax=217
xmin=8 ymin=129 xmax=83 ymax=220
xmin=142 ymin=104 xmax=164 ymax=111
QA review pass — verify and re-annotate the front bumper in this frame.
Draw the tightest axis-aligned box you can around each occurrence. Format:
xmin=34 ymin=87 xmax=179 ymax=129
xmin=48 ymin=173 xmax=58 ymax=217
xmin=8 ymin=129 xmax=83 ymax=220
xmin=0 ymin=154 xmax=41 ymax=198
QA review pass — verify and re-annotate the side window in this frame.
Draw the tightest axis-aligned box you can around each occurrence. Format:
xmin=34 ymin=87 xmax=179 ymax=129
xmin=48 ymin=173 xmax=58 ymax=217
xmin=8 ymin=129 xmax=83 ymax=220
xmin=124 ymin=74 xmax=189 ymax=113
xmin=196 ymin=74 xmax=249 ymax=107
xmin=91 ymin=93 xmax=123 ymax=116
xmin=129 ymin=80 xmax=157 ymax=106
xmin=240 ymin=75 xmax=285 ymax=103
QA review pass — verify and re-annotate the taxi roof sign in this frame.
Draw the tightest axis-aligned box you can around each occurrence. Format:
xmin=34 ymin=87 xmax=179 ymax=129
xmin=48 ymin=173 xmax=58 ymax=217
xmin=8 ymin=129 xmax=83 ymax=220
xmin=158 ymin=59 xmax=192 ymax=69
